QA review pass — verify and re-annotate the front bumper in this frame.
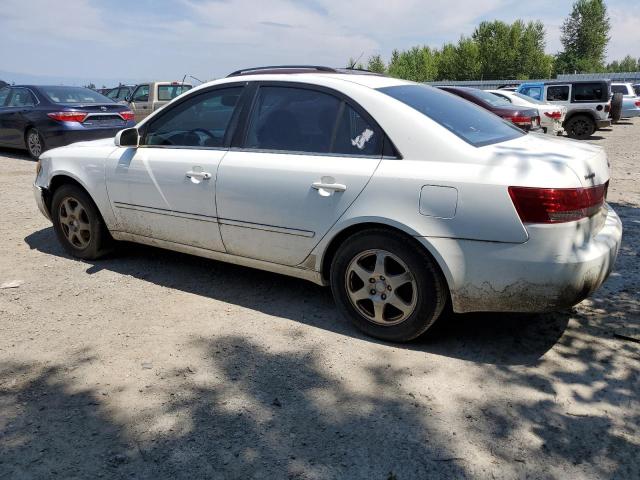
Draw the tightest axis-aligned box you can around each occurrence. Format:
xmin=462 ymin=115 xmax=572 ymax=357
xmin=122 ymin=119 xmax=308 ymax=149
xmin=33 ymin=184 xmax=50 ymax=220
xmin=424 ymin=205 xmax=622 ymax=313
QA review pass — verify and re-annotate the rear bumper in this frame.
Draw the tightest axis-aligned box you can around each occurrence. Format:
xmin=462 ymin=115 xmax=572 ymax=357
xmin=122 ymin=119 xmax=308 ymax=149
xmin=42 ymin=123 xmax=134 ymax=150
xmin=424 ymin=205 xmax=622 ymax=313
xmin=597 ymin=119 xmax=612 ymax=129
xmin=33 ymin=184 xmax=50 ymax=220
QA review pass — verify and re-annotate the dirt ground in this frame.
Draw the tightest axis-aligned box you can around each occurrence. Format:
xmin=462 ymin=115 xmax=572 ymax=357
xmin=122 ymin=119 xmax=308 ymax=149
xmin=1 ymin=122 xmax=638 ymax=480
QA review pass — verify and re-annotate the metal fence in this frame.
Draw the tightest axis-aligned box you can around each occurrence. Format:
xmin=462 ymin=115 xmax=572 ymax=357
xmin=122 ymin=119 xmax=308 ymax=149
xmin=425 ymin=72 xmax=640 ymax=90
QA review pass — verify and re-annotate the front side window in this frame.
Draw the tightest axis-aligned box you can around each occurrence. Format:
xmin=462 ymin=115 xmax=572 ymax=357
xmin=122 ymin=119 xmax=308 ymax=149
xmin=117 ymin=88 xmax=132 ymax=100
xmin=520 ymin=86 xmax=542 ymax=100
xmin=132 ymin=85 xmax=149 ymax=102
xmin=0 ymin=87 xmax=9 ymax=106
xmin=106 ymin=89 xmax=119 ymax=99
xmin=379 ymin=84 xmax=523 ymax=147
xmin=7 ymin=88 xmax=35 ymax=107
xmin=157 ymin=84 xmax=192 ymax=101
xmin=41 ymin=86 xmax=109 ymax=104
xmin=572 ymin=83 xmax=608 ymax=102
xmin=547 ymin=86 xmax=570 ymax=101
xmin=244 ymin=86 xmax=381 ymax=156
xmin=144 ymin=87 xmax=243 ymax=148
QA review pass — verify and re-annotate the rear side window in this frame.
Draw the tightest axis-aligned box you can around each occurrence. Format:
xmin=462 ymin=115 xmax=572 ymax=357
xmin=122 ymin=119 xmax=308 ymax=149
xmin=144 ymin=87 xmax=243 ymax=148
xmin=547 ymin=86 xmax=569 ymax=101
xmin=378 ymin=84 xmax=523 ymax=147
xmin=572 ymin=83 xmax=608 ymax=102
xmin=0 ymin=87 xmax=9 ymax=106
xmin=157 ymin=85 xmax=192 ymax=101
xmin=7 ymin=88 xmax=35 ymax=107
xmin=244 ymin=86 xmax=382 ymax=156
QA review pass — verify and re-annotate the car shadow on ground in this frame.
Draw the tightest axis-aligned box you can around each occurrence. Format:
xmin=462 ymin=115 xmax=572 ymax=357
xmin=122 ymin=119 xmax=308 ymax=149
xmin=24 ymin=224 xmax=575 ymax=366
xmin=0 ymin=147 xmax=32 ymax=161
xmin=14 ymin=209 xmax=640 ymax=478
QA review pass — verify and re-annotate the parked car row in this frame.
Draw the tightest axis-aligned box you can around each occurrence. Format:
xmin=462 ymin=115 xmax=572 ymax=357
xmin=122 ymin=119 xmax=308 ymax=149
xmin=0 ymin=81 xmax=193 ymax=158
xmin=32 ymin=65 xmax=622 ymax=342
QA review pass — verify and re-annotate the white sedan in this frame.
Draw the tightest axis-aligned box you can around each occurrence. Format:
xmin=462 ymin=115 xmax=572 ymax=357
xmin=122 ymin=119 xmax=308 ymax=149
xmin=33 ymin=66 xmax=622 ymax=342
xmin=488 ymin=89 xmax=567 ymax=135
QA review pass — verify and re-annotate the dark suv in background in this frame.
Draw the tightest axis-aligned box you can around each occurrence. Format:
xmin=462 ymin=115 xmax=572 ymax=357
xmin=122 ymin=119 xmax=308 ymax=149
xmin=0 ymin=85 xmax=135 ymax=158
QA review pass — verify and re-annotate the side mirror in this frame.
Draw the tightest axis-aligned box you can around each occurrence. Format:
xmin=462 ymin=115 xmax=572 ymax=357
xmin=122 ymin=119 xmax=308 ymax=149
xmin=124 ymin=95 xmax=132 ymax=103
xmin=115 ymin=128 xmax=139 ymax=148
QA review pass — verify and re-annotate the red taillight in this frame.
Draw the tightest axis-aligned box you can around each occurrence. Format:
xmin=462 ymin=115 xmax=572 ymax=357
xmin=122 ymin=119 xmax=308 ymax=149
xmin=508 ymin=183 xmax=608 ymax=223
xmin=605 ymin=103 xmax=611 ymax=112
xmin=507 ymin=115 xmax=532 ymax=125
xmin=119 ymin=110 xmax=134 ymax=121
xmin=635 ymin=101 xmax=640 ymax=107
xmin=47 ymin=111 xmax=88 ymax=123
xmin=544 ymin=111 xmax=562 ymax=120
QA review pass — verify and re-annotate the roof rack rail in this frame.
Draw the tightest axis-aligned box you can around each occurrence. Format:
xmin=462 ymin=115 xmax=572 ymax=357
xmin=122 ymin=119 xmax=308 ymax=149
xmin=227 ymin=65 xmax=338 ymax=77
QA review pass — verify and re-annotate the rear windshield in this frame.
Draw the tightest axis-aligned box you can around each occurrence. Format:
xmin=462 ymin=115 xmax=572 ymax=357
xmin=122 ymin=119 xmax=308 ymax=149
xmin=464 ymin=88 xmax=511 ymax=107
xmin=378 ymin=84 xmax=523 ymax=147
xmin=157 ymin=84 xmax=192 ymax=101
xmin=41 ymin=86 xmax=112 ymax=104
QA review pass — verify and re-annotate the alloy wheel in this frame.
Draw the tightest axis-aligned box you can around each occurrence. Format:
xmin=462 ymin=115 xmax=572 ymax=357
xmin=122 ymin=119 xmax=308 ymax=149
xmin=27 ymin=131 xmax=42 ymax=157
xmin=58 ymin=196 xmax=91 ymax=249
xmin=345 ymin=249 xmax=418 ymax=326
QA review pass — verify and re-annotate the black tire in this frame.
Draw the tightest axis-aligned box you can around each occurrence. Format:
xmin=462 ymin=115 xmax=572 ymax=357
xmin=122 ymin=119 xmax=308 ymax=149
xmin=330 ymin=229 xmax=447 ymax=342
xmin=565 ymin=115 xmax=596 ymax=140
xmin=51 ymin=184 xmax=113 ymax=259
xmin=610 ymin=92 xmax=623 ymax=123
xmin=26 ymin=128 xmax=45 ymax=159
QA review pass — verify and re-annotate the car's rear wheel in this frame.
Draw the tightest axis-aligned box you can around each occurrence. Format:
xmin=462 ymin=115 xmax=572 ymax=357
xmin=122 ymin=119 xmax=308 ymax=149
xmin=565 ymin=115 xmax=595 ymax=140
xmin=330 ymin=229 xmax=447 ymax=342
xmin=51 ymin=184 xmax=112 ymax=259
xmin=26 ymin=128 xmax=44 ymax=159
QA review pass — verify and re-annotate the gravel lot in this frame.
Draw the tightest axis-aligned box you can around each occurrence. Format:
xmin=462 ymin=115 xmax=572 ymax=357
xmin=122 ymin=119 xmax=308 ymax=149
xmin=1 ymin=123 xmax=638 ymax=480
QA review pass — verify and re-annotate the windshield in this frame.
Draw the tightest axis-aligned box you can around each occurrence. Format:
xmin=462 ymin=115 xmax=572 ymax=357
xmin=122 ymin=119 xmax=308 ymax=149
xmin=41 ymin=86 xmax=112 ymax=104
xmin=378 ymin=84 xmax=523 ymax=147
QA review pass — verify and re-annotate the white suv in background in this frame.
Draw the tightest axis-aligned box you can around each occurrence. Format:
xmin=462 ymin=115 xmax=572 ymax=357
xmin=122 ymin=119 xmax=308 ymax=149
xmin=610 ymin=82 xmax=640 ymax=118
xmin=33 ymin=66 xmax=622 ymax=342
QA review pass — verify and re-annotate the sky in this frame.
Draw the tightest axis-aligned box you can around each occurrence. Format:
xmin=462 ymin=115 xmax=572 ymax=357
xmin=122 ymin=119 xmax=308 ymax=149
xmin=0 ymin=0 xmax=638 ymax=86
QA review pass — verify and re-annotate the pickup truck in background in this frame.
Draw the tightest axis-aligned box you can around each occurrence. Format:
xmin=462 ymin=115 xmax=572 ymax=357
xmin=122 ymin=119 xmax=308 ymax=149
xmin=126 ymin=81 xmax=192 ymax=122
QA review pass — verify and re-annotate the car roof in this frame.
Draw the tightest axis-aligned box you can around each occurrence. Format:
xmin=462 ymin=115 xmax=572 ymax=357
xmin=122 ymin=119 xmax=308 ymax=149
xmin=194 ymin=72 xmax=410 ymax=92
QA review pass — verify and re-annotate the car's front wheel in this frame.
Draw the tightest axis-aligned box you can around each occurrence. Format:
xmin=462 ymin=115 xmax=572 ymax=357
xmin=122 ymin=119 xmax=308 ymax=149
xmin=26 ymin=128 xmax=45 ymax=159
xmin=330 ymin=229 xmax=447 ymax=342
xmin=51 ymin=184 xmax=112 ymax=259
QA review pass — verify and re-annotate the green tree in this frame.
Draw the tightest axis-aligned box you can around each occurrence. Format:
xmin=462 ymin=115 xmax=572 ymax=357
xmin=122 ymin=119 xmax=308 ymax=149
xmin=366 ymin=55 xmax=386 ymax=74
xmin=387 ymin=46 xmax=438 ymax=82
xmin=618 ymin=54 xmax=638 ymax=72
xmin=556 ymin=0 xmax=610 ymax=74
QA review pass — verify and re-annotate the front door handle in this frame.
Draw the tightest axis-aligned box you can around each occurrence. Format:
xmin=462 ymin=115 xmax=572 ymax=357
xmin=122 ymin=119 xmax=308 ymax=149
xmin=186 ymin=170 xmax=212 ymax=180
xmin=312 ymin=181 xmax=346 ymax=192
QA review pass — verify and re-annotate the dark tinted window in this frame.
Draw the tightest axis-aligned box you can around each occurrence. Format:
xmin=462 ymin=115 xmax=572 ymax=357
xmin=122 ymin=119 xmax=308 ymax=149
xmin=611 ymin=85 xmax=629 ymax=95
xmin=547 ymin=86 xmax=570 ymax=101
xmin=132 ymin=85 xmax=149 ymax=102
xmin=572 ymin=83 xmax=608 ymax=102
xmin=7 ymin=88 xmax=35 ymax=107
xmin=144 ymin=87 xmax=242 ymax=147
xmin=41 ymin=86 xmax=109 ymax=104
xmin=0 ymin=87 xmax=9 ymax=106
xmin=333 ymin=103 xmax=381 ymax=156
xmin=378 ymin=84 xmax=523 ymax=147
xmin=245 ymin=86 xmax=341 ymax=154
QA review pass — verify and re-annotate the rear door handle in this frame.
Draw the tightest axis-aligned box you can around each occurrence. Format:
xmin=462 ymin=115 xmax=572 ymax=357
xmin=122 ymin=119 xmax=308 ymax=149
xmin=312 ymin=181 xmax=346 ymax=192
xmin=186 ymin=170 xmax=212 ymax=180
